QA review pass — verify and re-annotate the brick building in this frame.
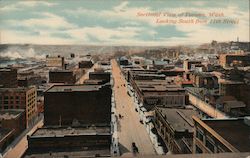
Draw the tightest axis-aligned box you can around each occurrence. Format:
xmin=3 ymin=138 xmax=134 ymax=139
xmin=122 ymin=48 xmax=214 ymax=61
xmin=219 ymin=53 xmax=250 ymax=68
xmin=79 ymin=60 xmax=93 ymax=68
xmin=49 ymin=70 xmax=76 ymax=84
xmin=89 ymin=72 xmax=111 ymax=84
xmin=0 ymin=87 xmax=37 ymax=127
xmin=219 ymin=80 xmax=250 ymax=110
xmin=183 ymin=60 xmax=202 ymax=71
xmin=193 ymin=116 xmax=250 ymax=153
xmin=133 ymin=80 xmax=186 ymax=110
xmin=24 ymin=126 xmax=111 ymax=157
xmin=190 ymin=72 xmax=219 ymax=89
xmin=44 ymin=84 xmax=111 ymax=126
xmin=46 ymin=56 xmax=65 ymax=68
xmin=0 ymin=109 xmax=26 ymax=153
xmin=0 ymin=68 xmax=17 ymax=88
xmin=154 ymin=107 xmax=199 ymax=154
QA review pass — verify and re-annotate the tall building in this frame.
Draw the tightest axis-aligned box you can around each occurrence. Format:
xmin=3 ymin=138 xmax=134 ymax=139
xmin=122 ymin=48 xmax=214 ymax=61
xmin=0 ymin=68 xmax=17 ymax=88
xmin=0 ymin=87 xmax=37 ymax=127
xmin=193 ymin=116 xmax=250 ymax=153
xmin=44 ymin=83 xmax=112 ymax=126
xmin=24 ymin=83 xmax=112 ymax=157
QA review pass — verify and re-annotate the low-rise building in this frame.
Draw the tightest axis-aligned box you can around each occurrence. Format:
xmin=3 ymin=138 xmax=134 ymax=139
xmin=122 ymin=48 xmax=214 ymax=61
xmin=154 ymin=107 xmax=199 ymax=154
xmin=89 ymin=71 xmax=111 ymax=84
xmin=219 ymin=53 xmax=250 ymax=68
xmin=46 ymin=56 xmax=65 ymax=68
xmin=190 ymin=72 xmax=218 ymax=89
xmin=0 ymin=109 xmax=26 ymax=153
xmin=24 ymin=125 xmax=111 ymax=157
xmin=79 ymin=60 xmax=93 ymax=68
xmin=183 ymin=60 xmax=202 ymax=71
xmin=193 ymin=116 xmax=250 ymax=153
xmin=49 ymin=70 xmax=76 ymax=84
xmin=133 ymin=80 xmax=186 ymax=110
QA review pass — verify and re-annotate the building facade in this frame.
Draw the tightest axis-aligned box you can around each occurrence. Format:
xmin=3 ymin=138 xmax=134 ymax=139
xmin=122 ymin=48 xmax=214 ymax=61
xmin=0 ymin=109 xmax=26 ymax=153
xmin=0 ymin=87 xmax=37 ymax=127
xmin=46 ymin=56 xmax=65 ymax=68
xmin=44 ymin=84 xmax=112 ymax=126
xmin=0 ymin=68 xmax=17 ymax=88
xmin=154 ymin=107 xmax=199 ymax=154
xmin=193 ymin=116 xmax=250 ymax=153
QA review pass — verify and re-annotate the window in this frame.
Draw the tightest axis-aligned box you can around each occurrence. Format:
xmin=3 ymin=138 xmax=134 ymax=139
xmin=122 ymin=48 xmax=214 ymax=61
xmin=217 ymin=146 xmax=225 ymax=153
xmin=196 ymin=145 xmax=203 ymax=153
xmin=206 ymin=137 xmax=215 ymax=152
xmin=196 ymin=127 xmax=204 ymax=142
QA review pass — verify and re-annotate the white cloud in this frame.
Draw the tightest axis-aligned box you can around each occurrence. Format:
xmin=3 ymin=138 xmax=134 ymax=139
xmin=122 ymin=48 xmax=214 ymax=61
xmin=0 ymin=1 xmax=56 ymax=12
xmin=18 ymin=1 xmax=56 ymax=7
xmin=6 ymin=12 xmax=76 ymax=29
xmin=1 ymin=29 xmax=76 ymax=45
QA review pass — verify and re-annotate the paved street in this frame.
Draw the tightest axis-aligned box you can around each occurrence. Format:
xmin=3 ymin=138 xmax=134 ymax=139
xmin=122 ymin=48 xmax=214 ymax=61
xmin=111 ymin=59 xmax=156 ymax=156
xmin=4 ymin=119 xmax=44 ymax=158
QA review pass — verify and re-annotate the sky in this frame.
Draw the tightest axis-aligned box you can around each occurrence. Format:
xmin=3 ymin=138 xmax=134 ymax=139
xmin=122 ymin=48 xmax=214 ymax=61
xmin=0 ymin=0 xmax=249 ymax=46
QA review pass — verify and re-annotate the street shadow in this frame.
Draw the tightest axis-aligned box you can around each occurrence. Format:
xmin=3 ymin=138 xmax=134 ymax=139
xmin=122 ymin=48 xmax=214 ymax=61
xmin=118 ymin=143 xmax=130 ymax=154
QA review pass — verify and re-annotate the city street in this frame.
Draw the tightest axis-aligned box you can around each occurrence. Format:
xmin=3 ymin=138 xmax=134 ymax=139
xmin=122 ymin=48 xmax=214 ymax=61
xmin=111 ymin=59 xmax=156 ymax=156
xmin=4 ymin=119 xmax=44 ymax=158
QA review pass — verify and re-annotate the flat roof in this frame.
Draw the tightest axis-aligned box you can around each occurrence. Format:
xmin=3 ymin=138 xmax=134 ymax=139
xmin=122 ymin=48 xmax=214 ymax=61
xmin=0 ymin=86 xmax=35 ymax=92
xmin=156 ymin=107 xmax=198 ymax=132
xmin=203 ymin=118 xmax=250 ymax=152
xmin=46 ymin=84 xmax=105 ymax=92
xmin=0 ymin=109 xmax=24 ymax=120
xmin=135 ymin=80 xmax=185 ymax=94
xmin=31 ymin=126 xmax=111 ymax=137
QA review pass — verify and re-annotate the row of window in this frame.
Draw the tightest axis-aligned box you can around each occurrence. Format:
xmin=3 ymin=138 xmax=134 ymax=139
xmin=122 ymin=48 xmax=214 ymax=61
xmin=195 ymin=127 xmax=226 ymax=153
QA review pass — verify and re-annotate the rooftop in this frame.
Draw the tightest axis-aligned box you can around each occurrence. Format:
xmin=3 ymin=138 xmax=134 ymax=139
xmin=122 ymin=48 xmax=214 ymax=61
xmin=156 ymin=107 xmax=198 ymax=132
xmin=31 ymin=126 xmax=111 ymax=138
xmin=0 ymin=86 xmax=35 ymax=92
xmin=135 ymin=80 xmax=185 ymax=94
xmin=203 ymin=118 xmax=250 ymax=152
xmin=46 ymin=84 xmax=106 ymax=92
xmin=0 ymin=109 xmax=25 ymax=120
